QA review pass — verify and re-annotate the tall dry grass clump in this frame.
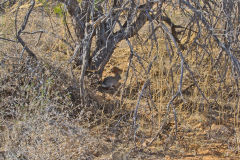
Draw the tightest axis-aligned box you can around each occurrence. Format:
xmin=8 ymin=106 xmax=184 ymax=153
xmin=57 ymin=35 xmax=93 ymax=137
xmin=0 ymin=0 xmax=240 ymax=159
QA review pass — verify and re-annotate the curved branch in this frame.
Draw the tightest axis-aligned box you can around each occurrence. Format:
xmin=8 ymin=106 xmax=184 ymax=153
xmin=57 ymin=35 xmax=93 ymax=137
xmin=16 ymin=0 xmax=37 ymax=59
xmin=114 ymin=2 xmax=155 ymax=42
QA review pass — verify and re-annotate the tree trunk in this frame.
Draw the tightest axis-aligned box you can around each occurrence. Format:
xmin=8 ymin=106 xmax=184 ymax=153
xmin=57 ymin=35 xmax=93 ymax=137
xmin=59 ymin=0 xmax=154 ymax=76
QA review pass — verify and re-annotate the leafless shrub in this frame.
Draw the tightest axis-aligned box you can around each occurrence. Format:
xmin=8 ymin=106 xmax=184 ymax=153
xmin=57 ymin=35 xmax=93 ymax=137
xmin=1 ymin=0 xmax=240 ymax=158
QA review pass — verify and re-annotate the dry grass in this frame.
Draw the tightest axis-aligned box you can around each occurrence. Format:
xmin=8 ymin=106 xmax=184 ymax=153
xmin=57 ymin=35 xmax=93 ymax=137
xmin=0 ymin=2 xmax=240 ymax=160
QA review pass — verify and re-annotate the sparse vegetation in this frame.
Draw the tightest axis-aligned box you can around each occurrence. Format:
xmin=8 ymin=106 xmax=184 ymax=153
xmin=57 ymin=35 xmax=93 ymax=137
xmin=0 ymin=0 xmax=240 ymax=159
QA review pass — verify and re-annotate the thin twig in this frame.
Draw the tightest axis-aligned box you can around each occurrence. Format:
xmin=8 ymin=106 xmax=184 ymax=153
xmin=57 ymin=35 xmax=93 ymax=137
xmin=16 ymin=0 xmax=37 ymax=59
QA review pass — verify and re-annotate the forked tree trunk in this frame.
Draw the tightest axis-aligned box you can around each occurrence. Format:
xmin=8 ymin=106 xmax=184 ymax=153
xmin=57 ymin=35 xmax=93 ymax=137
xmin=59 ymin=0 xmax=154 ymax=76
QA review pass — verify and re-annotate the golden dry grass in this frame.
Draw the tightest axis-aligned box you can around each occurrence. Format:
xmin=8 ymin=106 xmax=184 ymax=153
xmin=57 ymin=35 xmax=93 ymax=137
xmin=0 ymin=2 xmax=240 ymax=159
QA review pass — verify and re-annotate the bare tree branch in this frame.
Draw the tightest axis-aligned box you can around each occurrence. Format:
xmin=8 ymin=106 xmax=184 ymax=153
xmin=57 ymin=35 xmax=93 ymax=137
xmin=16 ymin=0 xmax=37 ymax=59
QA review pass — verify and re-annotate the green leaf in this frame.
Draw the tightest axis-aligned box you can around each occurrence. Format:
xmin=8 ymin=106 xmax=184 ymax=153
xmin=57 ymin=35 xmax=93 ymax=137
xmin=53 ymin=5 xmax=63 ymax=16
